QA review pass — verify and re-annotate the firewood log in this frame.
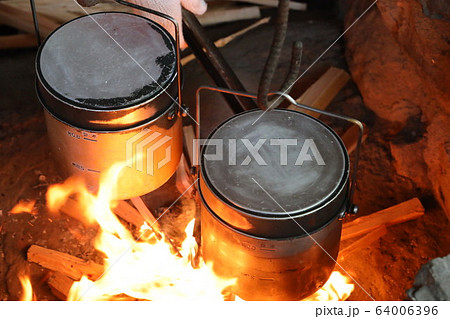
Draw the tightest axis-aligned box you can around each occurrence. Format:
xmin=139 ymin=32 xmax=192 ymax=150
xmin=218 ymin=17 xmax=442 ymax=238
xmin=339 ymin=226 xmax=387 ymax=259
xmin=27 ymin=245 xmax=104 ymax=281
xmin=47 ymin=272 xmax=75 ymax=300
xmin=110 ymin=199 xmax=145 ymax=229
xmin=342 ymin=198 xmax=425 ymax=241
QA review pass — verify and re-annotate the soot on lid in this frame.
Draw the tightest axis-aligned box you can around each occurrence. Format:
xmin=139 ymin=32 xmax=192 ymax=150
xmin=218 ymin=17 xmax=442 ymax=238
xmin=202 ymin=109 xmax=348 ymax=217
xmin=38 ymin=12 xmax=176 ymax=110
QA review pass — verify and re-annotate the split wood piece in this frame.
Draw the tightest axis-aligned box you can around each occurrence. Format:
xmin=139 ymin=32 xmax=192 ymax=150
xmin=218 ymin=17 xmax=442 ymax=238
xmin=175 ymin=153 xmax=195 ymax=197
xmin=340 ymin=123 xmax=368 ymax=154
xmin=47 ymin=272 xmax=75 ymax=301
xmin=110 ymin=199 xmax=145 ymax=229
xmin=0 ymin=2 xmax=60 ymax=37
xmin=341 ymin=198 xmax=425 ymax=241
xmin=232 ymin=0 xmax=307 ymax=11
xmin=287 ymin=67 xmax=350 ymax=117
xmin=339 ymin=226 xmax=387 ymax=260
xmin=130 ymin=196 xmax=182 ymax=257
xmin=0 ymin=34 xmax=37 ymax=50
xmin=197 ymin=5 xmax=261 ymax=26
xmin=183 ymin=125 xmax=196 ymax=168
xmin=47 ymin=271 xmax=139 ymax=301
xmin=130 ymin=197 xmax=163 ymax=236
xmin=181 ymin=17 xmax=270 ymax=65
xmin=55 ymin=195 xmax=149 ymax=231
xmin=27 ymin=245 xmax=104 ymax=281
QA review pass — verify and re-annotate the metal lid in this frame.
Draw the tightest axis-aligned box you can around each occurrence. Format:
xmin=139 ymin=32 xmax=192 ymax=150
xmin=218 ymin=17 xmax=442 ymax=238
xmin=200 ymin=109 xmax=350 ymax=237
xmin=37 ymin=12 xmax=177 ymax=130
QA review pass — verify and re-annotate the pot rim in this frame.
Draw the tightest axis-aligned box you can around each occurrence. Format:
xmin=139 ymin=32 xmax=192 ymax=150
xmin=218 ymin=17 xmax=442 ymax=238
xmin=38 ymin=86 xmax=179 ymax=134
xmin=35 ymin=11 xmax=178 ymax=114
xmin=200 ymin=186 xmax=343 ymax=241
xmin=199 ymin=108 xmax=350 ymax=219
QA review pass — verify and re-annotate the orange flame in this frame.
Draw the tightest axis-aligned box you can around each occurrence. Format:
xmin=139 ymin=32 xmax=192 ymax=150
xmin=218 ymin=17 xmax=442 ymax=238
xmin=45 ymin=162 xmax=354 ymax=301
xmin=46 ymin=163 xmax=234 ymax=301
xmin=304 ymin=271 xmax=355 ymax=301
xmin=10 ymin=199 xmax=36 ymax=215
xmin=46 ymin=176 xmax=96 ymax=225
xmin=19 ymin=275 xmax=34 ymax=301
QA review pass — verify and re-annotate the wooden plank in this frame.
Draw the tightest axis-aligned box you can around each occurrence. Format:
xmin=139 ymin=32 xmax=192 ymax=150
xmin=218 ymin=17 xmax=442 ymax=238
xmin=0 ymin=2 xmax=59 ymax=37
xmin=341 ymin=198 xmax=425 ymax=241
xmin=27 ymin=245 xmax=104 ymax=281
xmin=339 ymin=226 xmax=387 ymax=259
xmin=197 ymin=6 xmax=261 ymax=26
xmin=287 ymin=67 xmax=350 ymax=117
xmin=232 ymin=0 xmax=307 ymax=11
xmin=0 ymin=34 xmax=37 ymax=50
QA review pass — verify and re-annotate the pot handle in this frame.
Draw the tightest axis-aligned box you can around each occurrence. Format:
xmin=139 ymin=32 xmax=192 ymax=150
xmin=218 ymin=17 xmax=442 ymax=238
xmin=115 ymin=0 xmax=183 ymax=115
xmin=194 ymin=86 xmax=364 ymax=217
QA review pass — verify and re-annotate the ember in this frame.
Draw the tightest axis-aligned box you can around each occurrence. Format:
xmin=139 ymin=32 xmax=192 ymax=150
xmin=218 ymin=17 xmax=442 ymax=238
xmin=305 ymin=272 xmax=354 ymax=301
xmin=9 ymin=199 xmax=37 ymax=215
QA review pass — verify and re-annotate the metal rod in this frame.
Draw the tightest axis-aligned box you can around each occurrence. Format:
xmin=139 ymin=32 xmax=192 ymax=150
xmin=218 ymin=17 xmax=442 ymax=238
xmin=29 ymin=0 xmax=41 ymax=46
xmin=195 ymin=86 xmax=364 ymax=215
xmin=182 ymin=9 xmax=258 ymax=113
xmin=267 ymin=40 xmax=303 ymax=110
xmin=115 ymin=0 xmax=183 ymax=113
xmin=257 ymin=0 xmax=290 ymax=110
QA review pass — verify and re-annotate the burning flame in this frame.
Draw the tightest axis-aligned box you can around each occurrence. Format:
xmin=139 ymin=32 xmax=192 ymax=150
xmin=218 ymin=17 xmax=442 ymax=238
xmin=10 ymin=199 xmax=36 ymax=215
xmin=32 ymin=162 xmax=354 ymax=301
xmin=304 ymin=271 xmax=355 ymax=301
xmin=19 ymin=275 xmax=34 ymax=301
xmin=47 ymin=163 xmax=234 ymax=301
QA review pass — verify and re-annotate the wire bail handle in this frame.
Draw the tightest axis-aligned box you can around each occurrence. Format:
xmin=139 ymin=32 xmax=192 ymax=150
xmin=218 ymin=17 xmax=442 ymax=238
xmin=194 ymin=86 xmax=364 ymax=216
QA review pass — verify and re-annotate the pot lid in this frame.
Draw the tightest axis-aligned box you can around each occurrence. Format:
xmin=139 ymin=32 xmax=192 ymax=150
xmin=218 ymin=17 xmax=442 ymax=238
xmin=201 ymin=109 xmax=348 ymax=218
xmin=37 ymin=12 xmax=176 ymax=111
